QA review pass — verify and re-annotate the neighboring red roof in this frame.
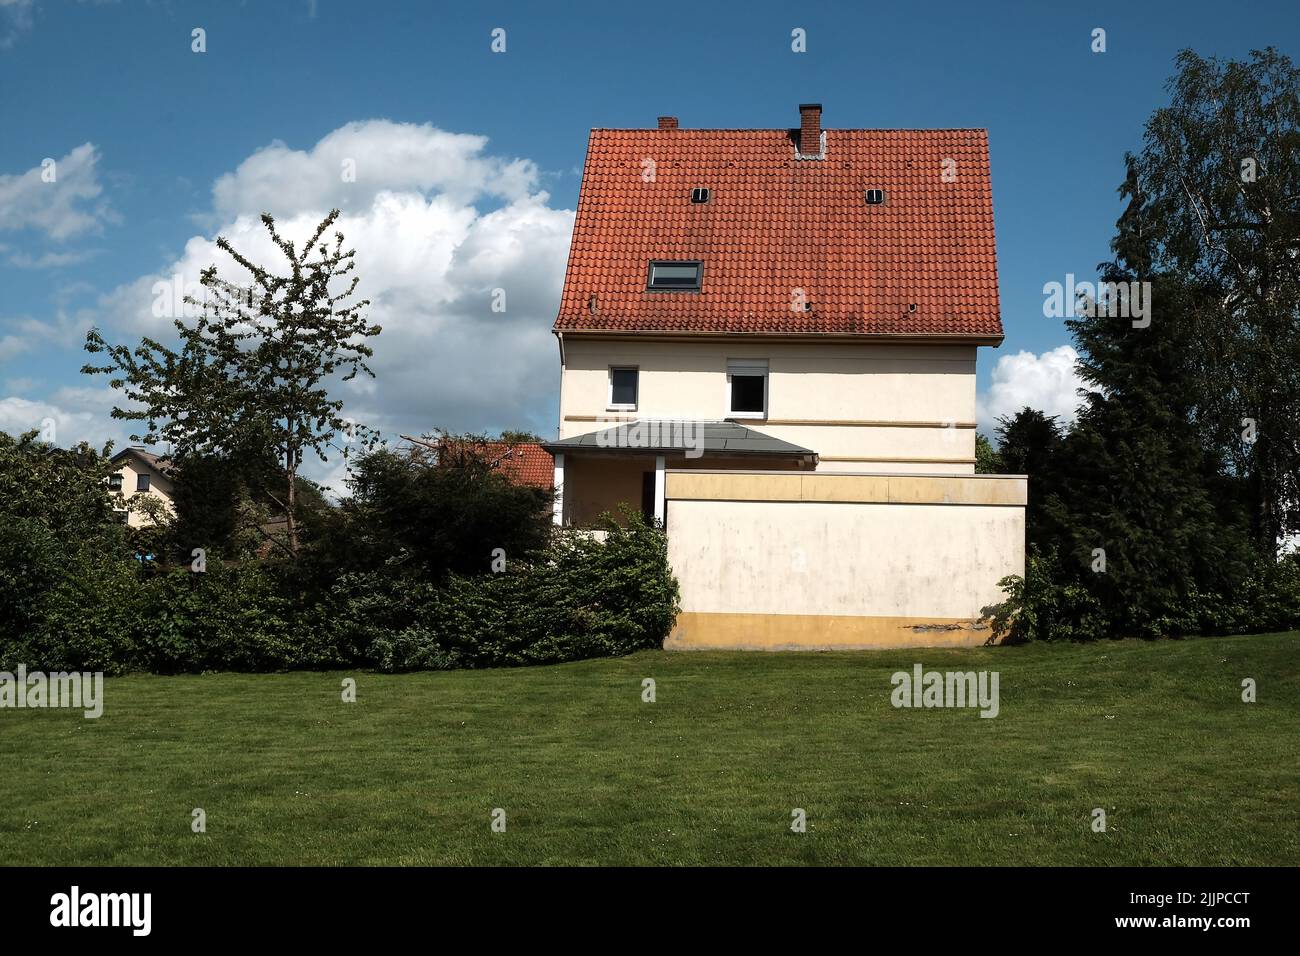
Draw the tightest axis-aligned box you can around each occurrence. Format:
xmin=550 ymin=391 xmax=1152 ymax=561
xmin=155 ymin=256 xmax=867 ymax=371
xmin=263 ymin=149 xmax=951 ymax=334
xmin=554 ymin=122 xmax=1002 ymax=339
xmin=436 ymin=439 xmax=554 ymax=489
xmin=111 ymin=447 xmax=173 ymax=473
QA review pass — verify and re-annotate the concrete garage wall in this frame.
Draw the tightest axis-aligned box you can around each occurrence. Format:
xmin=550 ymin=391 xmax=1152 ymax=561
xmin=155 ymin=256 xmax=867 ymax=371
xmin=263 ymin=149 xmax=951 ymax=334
xmin=664 ymin=471 xmax=1027 ymax=650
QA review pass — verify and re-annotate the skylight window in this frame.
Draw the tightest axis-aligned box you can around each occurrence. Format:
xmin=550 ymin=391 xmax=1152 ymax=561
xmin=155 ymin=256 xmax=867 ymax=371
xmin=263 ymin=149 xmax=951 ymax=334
xmin=690 ymin=188 xmax=711 ymax=204
xmin=647 ymin=260 xmax=702 ymax=290
xmin=865 ymin=189 xmax=886 ymax=205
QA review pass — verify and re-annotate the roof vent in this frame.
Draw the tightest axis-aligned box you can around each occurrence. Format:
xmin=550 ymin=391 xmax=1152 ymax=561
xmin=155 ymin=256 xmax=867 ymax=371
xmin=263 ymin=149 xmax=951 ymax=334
xmin=690 ymin=187 xmax=711 ymax=204
xmin=865 ymin=189 xmax=886 ymax=205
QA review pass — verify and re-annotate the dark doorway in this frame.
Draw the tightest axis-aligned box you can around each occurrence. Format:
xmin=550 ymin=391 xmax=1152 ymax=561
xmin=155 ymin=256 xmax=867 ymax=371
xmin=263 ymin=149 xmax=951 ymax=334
xmin=640 ymin=471 xmax=655 ymax=522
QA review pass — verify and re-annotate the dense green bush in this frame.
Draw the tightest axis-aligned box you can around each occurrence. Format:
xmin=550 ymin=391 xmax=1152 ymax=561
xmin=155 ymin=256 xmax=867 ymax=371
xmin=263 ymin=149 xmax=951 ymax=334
xmin=2 ymin=555 xmax=297 ymax=675
xmin=990 ymin=549 xmax=1107 ymax=643
xmin=137 ymin=562 xmax=296 ymax=673
xmin=0 ymin=432 xmax=144 ymax=673
xmin=373 ymin=512 xmax=681 ymax=671
xmin=0 ymin=425 xmax=679 ymax=675
xmin=0 ymin=518 xmax=66 ymax=642
xmin=992 ymin=548 xmax=1300 ymax=643
xmin=0 ymin=432 xmax=123 ymax=545
xmin=298 ymin=570 xmax=433 ymax=668
xmin=1195 ymin=556 xmax=1300 ymax=636
xmin=301 ymin=443 xmax=555 ymax=588
xmin=0 ymin=547 xmax=147 ymax=675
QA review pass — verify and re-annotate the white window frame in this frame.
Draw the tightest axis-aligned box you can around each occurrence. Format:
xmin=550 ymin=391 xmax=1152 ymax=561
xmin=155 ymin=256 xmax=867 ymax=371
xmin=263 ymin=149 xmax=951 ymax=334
xmin=726 ymin=359 xmax=768 ymax=419
xmin=607 ymin=365 xmax=639 ymax=412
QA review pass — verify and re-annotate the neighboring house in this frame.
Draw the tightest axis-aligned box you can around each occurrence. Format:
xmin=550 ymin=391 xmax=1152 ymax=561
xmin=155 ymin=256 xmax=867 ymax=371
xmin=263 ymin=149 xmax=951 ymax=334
xmin=109 ymin=447 xmax=176 ymax=528
xmin=543 ymin=104 xmax=1027 ymax=649
xmin=405 ymin=435 xmax=555 ymax=490
xmin=449 ymin=439 xmax=554 ymax=490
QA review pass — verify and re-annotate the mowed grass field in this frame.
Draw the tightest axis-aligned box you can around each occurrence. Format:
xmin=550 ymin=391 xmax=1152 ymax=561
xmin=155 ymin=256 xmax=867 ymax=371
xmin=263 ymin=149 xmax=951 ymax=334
xmin=2 ymin=631 xmax=1297 ymax=866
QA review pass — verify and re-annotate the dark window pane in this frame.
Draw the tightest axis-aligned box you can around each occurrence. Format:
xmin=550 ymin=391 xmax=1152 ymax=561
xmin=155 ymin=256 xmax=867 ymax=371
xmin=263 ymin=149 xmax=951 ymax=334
xmin=136 ymin=474 xmax=150 ymax=492
xmin=730 ymin=374 xmax=765 ymax=414
xmin=611 ymin=368 xmax=638 ymax=406
xmin=108 ymin=474 xmax=123 ymax=491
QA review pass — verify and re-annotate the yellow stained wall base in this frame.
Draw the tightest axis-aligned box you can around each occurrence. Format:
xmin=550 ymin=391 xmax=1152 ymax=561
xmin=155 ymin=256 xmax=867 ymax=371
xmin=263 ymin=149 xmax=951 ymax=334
xmin=666 ymin=611 xmax=1001 ymax=651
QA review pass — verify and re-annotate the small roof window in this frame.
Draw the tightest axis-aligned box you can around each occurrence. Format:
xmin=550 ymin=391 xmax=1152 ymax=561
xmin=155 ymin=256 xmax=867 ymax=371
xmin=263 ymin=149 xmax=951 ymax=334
xmin=647 ymin=260 xmax=702 ymax=290
xmin=690 ymin=188 xmax=711 ymax=204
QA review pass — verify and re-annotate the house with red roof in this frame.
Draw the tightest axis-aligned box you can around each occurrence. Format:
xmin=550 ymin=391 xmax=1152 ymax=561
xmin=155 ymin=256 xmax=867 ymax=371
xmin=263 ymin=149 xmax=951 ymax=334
xmin=543 ymin=104 xmax=1027 ymax=649
xmin=399 ymin=434 xmax=555 ymax=490
xmin=437 ymin=437 xmax=554 ymax=490
xmin=545 ymin=105 xmax=1003 ymax=523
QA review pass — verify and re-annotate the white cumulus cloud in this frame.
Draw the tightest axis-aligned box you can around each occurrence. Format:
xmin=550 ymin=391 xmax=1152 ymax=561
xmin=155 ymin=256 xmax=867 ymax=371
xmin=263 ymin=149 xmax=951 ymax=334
xmin=0 ymin=392 xmax=119 ymax=449
xmin=209 ymin=121 xmax=539 ymax=223
xmin=977 ymin=345 xmax=1086 ymax=435
xmin=91 ymin=119 xmax=574 ymax=474
xmin=0 ymin=143 xmax=111 ymax=240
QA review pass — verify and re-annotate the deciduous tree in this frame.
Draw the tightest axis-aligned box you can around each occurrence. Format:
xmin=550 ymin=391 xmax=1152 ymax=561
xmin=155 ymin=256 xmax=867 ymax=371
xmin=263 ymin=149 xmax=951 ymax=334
xmin=84 ymin=209 xmax=380 ymax=555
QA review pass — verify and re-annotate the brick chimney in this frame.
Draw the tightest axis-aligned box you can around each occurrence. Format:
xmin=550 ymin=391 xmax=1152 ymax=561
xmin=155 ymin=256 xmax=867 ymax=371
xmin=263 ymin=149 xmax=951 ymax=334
xmin=798 ymin=103 xmax=822 ymax=156
xmin=658 ymin=116 xmax=679 ymax=129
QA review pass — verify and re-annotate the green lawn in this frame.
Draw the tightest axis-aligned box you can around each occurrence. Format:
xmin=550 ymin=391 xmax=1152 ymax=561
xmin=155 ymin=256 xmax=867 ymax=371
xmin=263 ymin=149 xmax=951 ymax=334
xmin=2 ymin=632 xmax=1298 ymax=866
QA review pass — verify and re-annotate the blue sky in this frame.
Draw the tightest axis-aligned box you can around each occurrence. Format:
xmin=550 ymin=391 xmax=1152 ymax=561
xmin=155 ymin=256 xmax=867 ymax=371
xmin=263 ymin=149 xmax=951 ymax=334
xmin=1 ymin=0 xmax=1297 ymax=470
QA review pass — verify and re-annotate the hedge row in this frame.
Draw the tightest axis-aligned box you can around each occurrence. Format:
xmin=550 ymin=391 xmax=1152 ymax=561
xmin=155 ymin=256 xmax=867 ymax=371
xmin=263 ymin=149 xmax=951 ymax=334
xmin=0 ymin=516 xmax=680 ymax=675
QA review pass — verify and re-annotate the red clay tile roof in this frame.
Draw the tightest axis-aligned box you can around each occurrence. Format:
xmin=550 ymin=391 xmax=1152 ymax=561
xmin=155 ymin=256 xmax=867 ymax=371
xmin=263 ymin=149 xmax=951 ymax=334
xmin=111 ymin=447 xmax=173 ymax=473
xmin=490 ymin=442 xmax=554 ymax=489
xmin=554 ymin=125 xmax=1002 ymax=339
xmin=437 ymin=439 xmax=554 ymax=489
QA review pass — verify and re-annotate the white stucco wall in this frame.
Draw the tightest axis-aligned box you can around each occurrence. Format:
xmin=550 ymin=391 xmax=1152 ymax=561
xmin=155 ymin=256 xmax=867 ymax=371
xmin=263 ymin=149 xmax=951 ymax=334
xmin=112 ymin=459 xmax=176 ymax=528
xmin=558 ymin=337 xmax=981 ymax=473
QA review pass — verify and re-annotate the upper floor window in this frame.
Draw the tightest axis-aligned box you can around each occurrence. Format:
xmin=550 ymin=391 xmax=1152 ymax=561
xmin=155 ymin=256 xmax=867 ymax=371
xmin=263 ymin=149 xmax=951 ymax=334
xmin=608 ymin=366 xmax=639 ymax=410
xmin=108 ymin=473 xmax=123 ymax=492
xmin=647 ymin=260 xmax=702 ymax=291
xmin=136 ymin=473 xmax=151 ymax=492
xmin=727 ymin=360 xmax=768 ymax=418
